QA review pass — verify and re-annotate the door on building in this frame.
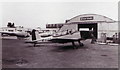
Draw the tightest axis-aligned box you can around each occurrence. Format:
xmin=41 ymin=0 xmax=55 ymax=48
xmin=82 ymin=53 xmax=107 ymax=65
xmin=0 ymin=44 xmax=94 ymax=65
xmin=78 ymin=23 xmax=98 ymax=39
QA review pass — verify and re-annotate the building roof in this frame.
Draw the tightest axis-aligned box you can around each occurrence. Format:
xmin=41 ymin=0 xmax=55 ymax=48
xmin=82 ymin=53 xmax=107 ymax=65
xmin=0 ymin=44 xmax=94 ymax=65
xmin=66 ymin=14 xmax=116 ymax=24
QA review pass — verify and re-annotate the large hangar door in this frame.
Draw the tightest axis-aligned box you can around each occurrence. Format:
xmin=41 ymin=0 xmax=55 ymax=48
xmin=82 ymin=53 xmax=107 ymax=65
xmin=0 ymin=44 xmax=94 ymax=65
xmin=78 ymin=23 xmax=98 ymax=39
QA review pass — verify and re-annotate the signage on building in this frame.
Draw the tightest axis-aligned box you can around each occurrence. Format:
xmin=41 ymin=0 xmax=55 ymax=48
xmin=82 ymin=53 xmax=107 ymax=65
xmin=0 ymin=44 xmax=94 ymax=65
xmin=80 ymin=16 xmax=94 ymax=21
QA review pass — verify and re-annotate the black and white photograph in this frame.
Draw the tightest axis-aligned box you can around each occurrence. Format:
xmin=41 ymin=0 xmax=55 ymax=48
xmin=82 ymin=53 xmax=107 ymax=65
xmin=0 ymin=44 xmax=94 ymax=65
xmin=0 ymin=1 xmax=119 ymax=70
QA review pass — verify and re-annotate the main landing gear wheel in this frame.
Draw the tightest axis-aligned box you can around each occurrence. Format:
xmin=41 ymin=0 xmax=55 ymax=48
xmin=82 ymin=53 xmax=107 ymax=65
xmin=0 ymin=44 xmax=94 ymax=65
xmin=72 ymin=41 xmax=78 ymax=49
xmin=78 ymin=40 xmax=84 ymax=47
xmin=79 ymin=43 xmax=84 ymax=46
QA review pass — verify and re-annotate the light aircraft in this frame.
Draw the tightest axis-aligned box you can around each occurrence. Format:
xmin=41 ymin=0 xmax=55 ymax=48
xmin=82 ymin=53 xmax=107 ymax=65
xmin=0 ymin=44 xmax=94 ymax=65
xmin=0 ymin=31 xmax=30 ymax=38
xmin=0 ymin=27 xmax=31 ymax=39
xmin=25 ymin=24 xmax=92 ymax=49
xmin=0 ymin=22 xmax=30 ymax=39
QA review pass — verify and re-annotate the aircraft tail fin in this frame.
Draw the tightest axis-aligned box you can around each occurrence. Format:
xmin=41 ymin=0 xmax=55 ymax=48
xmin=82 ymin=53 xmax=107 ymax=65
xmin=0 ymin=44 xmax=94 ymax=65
xmin=31 ymin=29 xmax=36 ymax=40
xmin=25 ymin=29 xmax=41 ymax=44
xmin=31 ymin=29 xmax=41 ymax=41
xmin=35 ymin=30 xmax=41 ymax=41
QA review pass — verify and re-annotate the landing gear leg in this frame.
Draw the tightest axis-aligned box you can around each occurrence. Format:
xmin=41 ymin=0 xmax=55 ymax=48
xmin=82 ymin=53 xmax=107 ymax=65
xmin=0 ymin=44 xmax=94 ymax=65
xmin=78 ymin=40 xmax=84 ymax=47
xmin=33 ymin=42 xmax=37 ymax=47
xmin=72 ymin=41 xmax=77 ymax=49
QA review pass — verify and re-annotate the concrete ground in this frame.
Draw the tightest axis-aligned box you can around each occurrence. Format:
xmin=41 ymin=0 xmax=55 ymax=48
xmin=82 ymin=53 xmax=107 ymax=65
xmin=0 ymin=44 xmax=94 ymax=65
xmin=1 ymin=38 xmax=118 ymax=68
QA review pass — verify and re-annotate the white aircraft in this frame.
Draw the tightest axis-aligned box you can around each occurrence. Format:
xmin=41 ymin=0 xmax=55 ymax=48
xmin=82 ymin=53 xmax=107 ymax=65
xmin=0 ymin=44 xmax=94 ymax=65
xmin=0 ymin=27 xmax=31 ymax=39
xmin=0 ymin=31 xmax=29 ymax=38
xmin=25 ymin=24 xmax=92 ymax=49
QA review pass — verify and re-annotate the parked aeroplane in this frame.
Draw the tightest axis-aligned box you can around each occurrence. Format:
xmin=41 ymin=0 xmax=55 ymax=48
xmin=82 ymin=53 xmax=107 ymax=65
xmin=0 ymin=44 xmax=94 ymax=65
xmin=0 ymin=23 xmax=31 ymax=39
xmin=0 ymin=31 xmax=30 ymax=38
xmin=0 ymin=27 xmax=31 ymax=39
xmin=25 ymin=24 xmax=93 ymax=49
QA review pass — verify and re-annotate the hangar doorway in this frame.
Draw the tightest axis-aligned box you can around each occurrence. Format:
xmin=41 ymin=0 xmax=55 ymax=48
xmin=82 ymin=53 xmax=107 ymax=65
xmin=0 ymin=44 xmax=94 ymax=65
xmin=78 ymin=23 xmax=98 ymax=39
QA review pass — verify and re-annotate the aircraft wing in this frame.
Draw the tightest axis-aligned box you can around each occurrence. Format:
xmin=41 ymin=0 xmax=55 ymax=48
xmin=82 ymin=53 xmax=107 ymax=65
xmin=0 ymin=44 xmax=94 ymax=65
xmin=48 ymin=31 xmax=85 ymax=43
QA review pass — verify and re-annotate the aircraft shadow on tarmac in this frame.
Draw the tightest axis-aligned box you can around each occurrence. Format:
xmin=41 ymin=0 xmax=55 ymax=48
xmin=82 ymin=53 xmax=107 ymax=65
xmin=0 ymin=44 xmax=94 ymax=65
xmin=26 ymin=43 xmax=89 ymax=52
xmin=26 ymin=44 xmax=47 ymax=47
xmin=51 ymin=45 xmax=89 ymax=52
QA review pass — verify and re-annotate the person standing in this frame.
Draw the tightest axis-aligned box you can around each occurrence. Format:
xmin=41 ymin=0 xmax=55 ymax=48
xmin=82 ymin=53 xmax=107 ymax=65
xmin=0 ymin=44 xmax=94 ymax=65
xmin=89 ymin=28 xmax=96 ymax=44
xmin=113 ymin=33 xmax=118 ymax=43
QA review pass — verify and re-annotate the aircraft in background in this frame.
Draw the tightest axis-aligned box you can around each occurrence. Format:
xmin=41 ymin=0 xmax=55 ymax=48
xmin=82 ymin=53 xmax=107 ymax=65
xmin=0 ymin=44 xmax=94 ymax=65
xmin=0 ymin=22 xmax=31 ymax=39
xmin=25 ymin=24 xmax=93 ymax=49
xmin=0 ymin=30 xmax=30 ymax=38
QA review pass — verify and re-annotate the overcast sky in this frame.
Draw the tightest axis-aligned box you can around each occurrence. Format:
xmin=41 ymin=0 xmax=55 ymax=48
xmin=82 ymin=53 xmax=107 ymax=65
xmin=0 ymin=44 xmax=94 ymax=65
xmin=2 ymin=2 xmax=118 ymax=28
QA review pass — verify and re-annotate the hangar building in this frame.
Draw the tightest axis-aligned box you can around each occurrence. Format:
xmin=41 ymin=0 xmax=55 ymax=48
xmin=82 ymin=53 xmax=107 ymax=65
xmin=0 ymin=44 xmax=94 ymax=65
xmin=46 ymin=14 xmax=118 ymax=40
xmin=64 ymin=14 xmax=118 ymax=39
